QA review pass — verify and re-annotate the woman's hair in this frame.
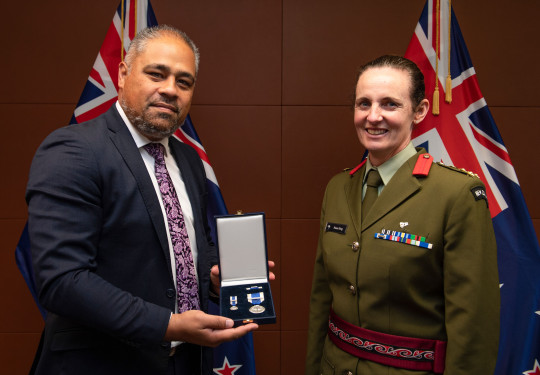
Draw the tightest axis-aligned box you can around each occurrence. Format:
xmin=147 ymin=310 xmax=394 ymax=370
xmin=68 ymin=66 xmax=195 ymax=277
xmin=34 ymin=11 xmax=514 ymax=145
xmin=353 ymin=55 xmax=425 ymax=107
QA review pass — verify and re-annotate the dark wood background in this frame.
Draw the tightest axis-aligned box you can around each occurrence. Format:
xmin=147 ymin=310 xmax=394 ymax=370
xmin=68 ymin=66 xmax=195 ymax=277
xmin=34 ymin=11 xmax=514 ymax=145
xmin=2 ymin=0 xmax=538 ymax=373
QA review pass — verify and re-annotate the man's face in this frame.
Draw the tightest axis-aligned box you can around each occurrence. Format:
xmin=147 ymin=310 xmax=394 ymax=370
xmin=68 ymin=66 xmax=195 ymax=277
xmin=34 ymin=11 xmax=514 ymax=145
xmin=118 ymin=34 xmax=196 ymax=141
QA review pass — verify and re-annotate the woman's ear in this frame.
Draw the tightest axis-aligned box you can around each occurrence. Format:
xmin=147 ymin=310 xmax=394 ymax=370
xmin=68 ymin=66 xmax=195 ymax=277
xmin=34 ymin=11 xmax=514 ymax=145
xmin=413 ymin=99 xmax=430 ymax=124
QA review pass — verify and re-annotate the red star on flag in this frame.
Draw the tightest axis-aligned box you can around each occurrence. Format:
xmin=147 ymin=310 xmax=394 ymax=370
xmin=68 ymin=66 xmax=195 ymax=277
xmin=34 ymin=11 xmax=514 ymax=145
xmin=213 ymin=357 xmax=242 ymax=375
xmin=523 ymin=359 xmax=540 ymax=375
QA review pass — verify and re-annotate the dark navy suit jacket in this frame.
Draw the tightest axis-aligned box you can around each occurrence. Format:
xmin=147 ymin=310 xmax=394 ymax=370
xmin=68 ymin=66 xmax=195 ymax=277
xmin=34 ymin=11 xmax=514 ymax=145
xmin=26 ymin=105 xmax=217 ymax=374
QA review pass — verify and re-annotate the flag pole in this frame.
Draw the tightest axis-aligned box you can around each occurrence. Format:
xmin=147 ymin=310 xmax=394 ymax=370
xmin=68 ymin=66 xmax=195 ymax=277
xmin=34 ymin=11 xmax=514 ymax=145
xmin=135 ymin=0 xmax=138 ymax=35
xmin=445 ymin=0 xmax=452 ymax=103
xmin=433 ymin=0 xmax=440 ymax=115
xmin=121 ymin=1 xmax=125 ymax=61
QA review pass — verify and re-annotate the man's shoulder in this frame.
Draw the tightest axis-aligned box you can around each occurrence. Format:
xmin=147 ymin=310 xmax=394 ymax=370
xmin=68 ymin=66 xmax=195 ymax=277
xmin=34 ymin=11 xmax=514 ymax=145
xmin=75 ymin=106 xmax=120 ymax=132
xmin=51 ymin=106 xmax=116 ymax=134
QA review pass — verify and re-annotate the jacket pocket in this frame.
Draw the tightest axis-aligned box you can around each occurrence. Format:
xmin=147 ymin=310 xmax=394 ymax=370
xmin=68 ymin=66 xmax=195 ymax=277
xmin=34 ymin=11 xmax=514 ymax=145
xmin=320 ymin=354 xmax=335 ymax=375
xmin=50 ymin=329 xmax=103 ymax=351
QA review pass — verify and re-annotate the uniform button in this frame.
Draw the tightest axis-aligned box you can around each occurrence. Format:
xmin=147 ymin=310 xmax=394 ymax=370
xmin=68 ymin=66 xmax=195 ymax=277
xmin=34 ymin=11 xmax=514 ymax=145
xmin=166 ymin=288 xmax=175 ymax=298
xmin=351 ymin=241 xmax=359 ymax=251
xmin=343 ymin=371 xmax=353 ymax=375
xmin=348 ymin=284 xmax=356 ymax=295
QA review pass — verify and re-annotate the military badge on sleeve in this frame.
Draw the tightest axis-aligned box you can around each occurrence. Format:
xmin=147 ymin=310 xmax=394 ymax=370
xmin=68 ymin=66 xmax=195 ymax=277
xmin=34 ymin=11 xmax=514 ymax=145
xmin=471 ymin=186 xmax=488 ymax=207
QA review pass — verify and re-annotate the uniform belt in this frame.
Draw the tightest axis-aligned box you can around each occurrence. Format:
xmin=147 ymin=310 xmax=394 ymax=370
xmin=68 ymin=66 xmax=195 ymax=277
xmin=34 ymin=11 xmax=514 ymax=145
xmin=328 ymin=309 xmax=446 ymax=374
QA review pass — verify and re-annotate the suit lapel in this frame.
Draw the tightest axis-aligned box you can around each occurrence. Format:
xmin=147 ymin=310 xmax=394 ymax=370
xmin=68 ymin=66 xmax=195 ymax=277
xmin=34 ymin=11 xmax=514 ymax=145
xmin=104 ymin=107 xmax=172 ymax=270
xmin=168 ymin=138 xmax=205 ymax=245
xmin=361 ymin=152 xmax=422 ymax=231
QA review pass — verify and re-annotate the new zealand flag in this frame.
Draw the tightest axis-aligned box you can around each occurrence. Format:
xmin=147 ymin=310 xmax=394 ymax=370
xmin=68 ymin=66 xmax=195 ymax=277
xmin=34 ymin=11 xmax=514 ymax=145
xmin=405 ymin=1 xmax=540 ymax=373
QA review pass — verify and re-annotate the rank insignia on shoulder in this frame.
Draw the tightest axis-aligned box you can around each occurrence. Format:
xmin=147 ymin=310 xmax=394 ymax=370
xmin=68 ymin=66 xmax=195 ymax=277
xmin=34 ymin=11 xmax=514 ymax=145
xmin=412 ymin=153 xmax=433 ymax=176
xmin=436 ymin=163 xmax=480 ymax=178
xmin=460 ymin=168 xmax=480 ymax=178
xmin=325 ymin=222 xmax=347 ymax=234
xmin=471 ymin=186 xmax=488 ymax=207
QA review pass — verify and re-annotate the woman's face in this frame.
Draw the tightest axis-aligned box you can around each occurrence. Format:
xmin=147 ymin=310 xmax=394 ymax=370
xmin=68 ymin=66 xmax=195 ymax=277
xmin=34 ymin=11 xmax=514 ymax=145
xmin=354 ymin=66 xmax=428 ymax=166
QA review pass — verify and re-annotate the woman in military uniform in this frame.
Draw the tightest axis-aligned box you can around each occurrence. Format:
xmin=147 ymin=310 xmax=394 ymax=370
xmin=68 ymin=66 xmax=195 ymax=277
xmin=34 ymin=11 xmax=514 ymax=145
xmin=305 ymin=55 xmax=499 ymax=375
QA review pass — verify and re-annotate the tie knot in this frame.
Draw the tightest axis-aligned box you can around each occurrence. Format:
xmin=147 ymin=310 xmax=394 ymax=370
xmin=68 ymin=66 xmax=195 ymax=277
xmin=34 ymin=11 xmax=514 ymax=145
xmin=144 ymin=143 xmax=165 ymax=163
xmin=365 ymin=169 xmax=382 ymax=188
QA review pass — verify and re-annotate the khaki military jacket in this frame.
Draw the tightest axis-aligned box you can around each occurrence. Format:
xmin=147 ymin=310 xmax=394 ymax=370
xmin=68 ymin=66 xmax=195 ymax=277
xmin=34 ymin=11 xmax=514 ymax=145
xmin=306 ymin=149 xmax=500 ymax=375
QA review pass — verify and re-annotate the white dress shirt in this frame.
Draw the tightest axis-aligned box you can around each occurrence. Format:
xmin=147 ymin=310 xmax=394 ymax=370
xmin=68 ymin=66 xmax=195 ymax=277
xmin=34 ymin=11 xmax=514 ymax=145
xmin=116 ymin=102 xmax=199 ymax=312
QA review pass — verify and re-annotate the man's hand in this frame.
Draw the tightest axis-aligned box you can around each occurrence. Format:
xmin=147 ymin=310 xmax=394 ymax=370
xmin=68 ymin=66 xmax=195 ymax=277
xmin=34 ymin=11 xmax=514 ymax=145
xmin=210 ymin=261 xmax=276 ymax=295
xmin=164 ymin=310 xmax=259 ymax=347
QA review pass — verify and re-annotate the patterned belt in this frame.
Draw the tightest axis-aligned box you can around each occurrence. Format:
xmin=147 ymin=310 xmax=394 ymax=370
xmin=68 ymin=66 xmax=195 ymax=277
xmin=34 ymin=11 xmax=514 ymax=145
xmin=328 ymin=309 xmax=446 ymax=374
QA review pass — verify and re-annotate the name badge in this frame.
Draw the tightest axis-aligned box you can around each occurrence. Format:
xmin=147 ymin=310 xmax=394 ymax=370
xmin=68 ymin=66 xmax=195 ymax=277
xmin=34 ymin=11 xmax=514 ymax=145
xmin=325 ymin=222 xmax=347 ymax=234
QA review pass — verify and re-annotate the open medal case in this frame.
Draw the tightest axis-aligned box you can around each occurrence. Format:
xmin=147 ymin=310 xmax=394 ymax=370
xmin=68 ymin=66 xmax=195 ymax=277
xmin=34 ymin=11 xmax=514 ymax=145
xmin=215 ymin=212 xmax=276 ymax=325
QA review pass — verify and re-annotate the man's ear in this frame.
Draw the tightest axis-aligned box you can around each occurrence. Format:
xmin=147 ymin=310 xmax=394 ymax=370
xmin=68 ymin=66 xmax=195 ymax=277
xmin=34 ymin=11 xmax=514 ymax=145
xmin=118 ymin=61 xmax=128 ymax=90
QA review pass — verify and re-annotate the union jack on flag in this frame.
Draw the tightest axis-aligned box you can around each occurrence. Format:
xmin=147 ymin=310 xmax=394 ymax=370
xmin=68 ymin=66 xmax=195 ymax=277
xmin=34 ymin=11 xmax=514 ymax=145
xmin=70 ymin=0 xmax=157 ymax=125
xmin=405 ymin=1 xmax=540 ymax=374
xmin=16 ymin=1 xmax=257 ymax=374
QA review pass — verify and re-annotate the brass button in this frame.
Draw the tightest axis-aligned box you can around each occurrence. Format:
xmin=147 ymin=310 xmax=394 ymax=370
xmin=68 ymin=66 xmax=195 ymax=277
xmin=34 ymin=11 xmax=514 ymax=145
xmin=351 ymin=241 xmax=359 ymax=251
xmin=348 ymin=284 xmax=356 ymax=295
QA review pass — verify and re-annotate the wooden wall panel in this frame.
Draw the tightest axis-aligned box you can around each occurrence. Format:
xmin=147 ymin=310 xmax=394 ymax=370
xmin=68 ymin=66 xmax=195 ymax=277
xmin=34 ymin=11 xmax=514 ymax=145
xmin=253 ymin=331 xmax=281 ymax=374
xmin=282 ymin=0 xmax=425 ymax=105
xmin=189 ymin=105 xmax=282 ymax=218
xmin=281 ymin=330 xmax=308 ymax=374
xmin=1 ymin=1 xmax=115 ymax=104
xmin=280 ymin=219 xmax=319 ymax=331
xmin=1 ymin=104 xmax=77 ymax=218
xmin=0 ymin=333 xmax=42 ymax=375
xmin=282 ymin=106 xmax=363 ymax=218
xmin=154 ymin=0 xmax=282 ymax=105
xmin=452 ymin=1 xmax=540 ymax=107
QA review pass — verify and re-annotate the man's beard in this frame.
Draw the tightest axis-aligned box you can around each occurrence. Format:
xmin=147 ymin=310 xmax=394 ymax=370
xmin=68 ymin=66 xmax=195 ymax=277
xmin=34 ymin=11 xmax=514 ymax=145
xmin=122 ymin=99 xmax=183 ymax=141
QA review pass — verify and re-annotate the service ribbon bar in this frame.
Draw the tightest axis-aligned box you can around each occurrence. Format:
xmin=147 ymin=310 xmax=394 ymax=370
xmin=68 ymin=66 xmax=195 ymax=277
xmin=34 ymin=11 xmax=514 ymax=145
xmin=375 ymin=229 xmax=433 ymax=249
xmin=248 ymin=292 xmax=265 ymax=305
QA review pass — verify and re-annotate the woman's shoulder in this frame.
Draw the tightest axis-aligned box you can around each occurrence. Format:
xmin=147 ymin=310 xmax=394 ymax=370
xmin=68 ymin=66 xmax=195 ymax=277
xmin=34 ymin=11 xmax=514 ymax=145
xmin=430 ymin=161 xmax=483 ymax=184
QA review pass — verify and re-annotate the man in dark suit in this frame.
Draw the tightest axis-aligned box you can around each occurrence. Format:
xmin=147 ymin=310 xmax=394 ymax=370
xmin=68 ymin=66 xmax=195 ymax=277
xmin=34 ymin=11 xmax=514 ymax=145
xmin=26 ymin=25 xmax=258 ymax=375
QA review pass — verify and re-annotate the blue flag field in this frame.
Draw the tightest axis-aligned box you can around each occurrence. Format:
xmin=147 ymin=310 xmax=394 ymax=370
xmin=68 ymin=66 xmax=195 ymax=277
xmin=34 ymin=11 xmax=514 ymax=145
xmin=405 ymin=1 xmax=540 ymax=373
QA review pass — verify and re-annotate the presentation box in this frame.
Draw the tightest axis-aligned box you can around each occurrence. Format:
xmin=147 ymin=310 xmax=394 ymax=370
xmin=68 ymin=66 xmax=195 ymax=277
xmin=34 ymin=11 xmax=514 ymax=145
xmin=215 ymin=212 xmax=275 ymax=325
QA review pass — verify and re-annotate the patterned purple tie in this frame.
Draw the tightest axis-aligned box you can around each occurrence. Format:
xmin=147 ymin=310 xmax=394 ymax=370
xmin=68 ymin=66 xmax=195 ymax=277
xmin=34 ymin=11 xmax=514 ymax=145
xmin=144 ymin=143 xmax=200 ymax=313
